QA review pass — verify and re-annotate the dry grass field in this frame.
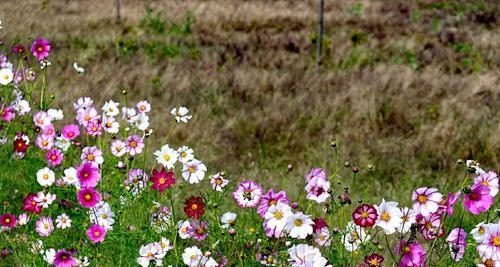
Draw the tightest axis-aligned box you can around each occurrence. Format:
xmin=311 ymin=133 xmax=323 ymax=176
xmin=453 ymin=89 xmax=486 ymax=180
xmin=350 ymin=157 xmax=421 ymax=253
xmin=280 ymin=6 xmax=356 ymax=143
xmin=1 ymin=0 xmax=499 ymax=200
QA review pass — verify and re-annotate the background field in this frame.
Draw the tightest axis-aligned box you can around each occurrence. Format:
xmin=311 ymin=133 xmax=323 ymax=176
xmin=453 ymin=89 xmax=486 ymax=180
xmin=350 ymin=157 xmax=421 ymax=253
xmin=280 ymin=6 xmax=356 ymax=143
xmin=1 ymin=0 xmax=499 ymax=204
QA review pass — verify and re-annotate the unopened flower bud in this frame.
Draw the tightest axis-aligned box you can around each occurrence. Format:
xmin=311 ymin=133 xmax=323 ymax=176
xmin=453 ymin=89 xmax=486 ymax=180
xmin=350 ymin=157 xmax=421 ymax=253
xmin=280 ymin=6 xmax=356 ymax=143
xmin=352 ymin=167 xmax=359 ymax=174
xmin=344 ymin=161 xmax=350 ymax=167
xmin=122 ymin=89 xmax=128 ymax=95
xmin=285 ymin=241 xmax=292 ymax=246
xmin=287 ymin=164 xmax=293 ymax=171
xmin=228 ymin=228 xmax=236 ymax=235
xmin=291 ymin=202 xmax=298 ymax=209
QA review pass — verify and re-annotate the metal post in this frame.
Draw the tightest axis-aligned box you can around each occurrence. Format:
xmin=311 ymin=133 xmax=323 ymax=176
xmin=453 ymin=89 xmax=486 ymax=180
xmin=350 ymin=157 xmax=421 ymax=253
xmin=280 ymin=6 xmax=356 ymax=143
xmin=317 ymin=0 xmax=324 ymax=67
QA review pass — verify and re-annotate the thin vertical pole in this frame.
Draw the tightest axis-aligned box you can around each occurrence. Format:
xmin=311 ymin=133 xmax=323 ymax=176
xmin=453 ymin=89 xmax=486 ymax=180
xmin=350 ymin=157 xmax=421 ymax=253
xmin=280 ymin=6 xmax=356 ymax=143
xmin=317 ymin=0 xmax=324 ymax=67
xmin=115 ymin=0 xmax=121 ymax=25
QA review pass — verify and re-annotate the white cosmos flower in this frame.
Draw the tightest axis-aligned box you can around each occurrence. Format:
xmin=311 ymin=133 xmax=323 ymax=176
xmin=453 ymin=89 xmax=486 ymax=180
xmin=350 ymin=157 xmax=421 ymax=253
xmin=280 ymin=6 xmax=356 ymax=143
xmin=47 ymin=109 xmax=64 ymax=121
xmin=374 ymin=199 xmax=403 ymax=235
xmin=102 ymin=116 xmax=120 ymax=134
xmin=34 ymin=192 xmax=56 ymax=209
xmin=136 ymin=101 xmax=151 ymax=113
xmin=159 ymin=237 xmax=173 ymax=252
xmin=170 ymin=106 xmax=192 ymax=123
xmin=62 ymin=167 xmax=79 ymax=187
xmin=182 ymin=246 xmax=203 ymax=267
xmin=471 ymin=221 xmax=489 ymax=243
xmin=314 ymin=227 xmax=331 ymax=247
xmin=43 ymin=248 xmax=56 ymax=264
xmin=55 ymin=214 xmax=72 ymax=229
xmin=221 ymin=212 xmax=237 ymax=229
xmin=182 ymin=159 xmax=207 ymax=184
xmin=397 ymin=207 xmax=417 ymax=234
xmin=122 ymin=107 xmax=138 ymax=124
xmin=288 ymin=244 xmax=331 ymax=267
xmin=55 ymin=136 xmax=71 ymax=151
xmin=286 ymin=212 xmax=314 ymax=239
xmin=265 ymin=202 xmax=292 ymax=238
xmin=36 ymin=167 xmax=55 ymax=187
xmin=135 ymin=113 xmax=150 ymax=131
xmin=154 ymin=144 xmax=178 ymax=169
xmin=178 ymin=220 xmax=192 ymax=239
xmin=102 ymin=100 xmax=120 ymax=117
xmin=90 ymin=201 xmax=115 ymax=230
xmin=30 ymin=240 xmax=44 ymax=254
xmin=73 ymin=97 xmax=93 ymax=110
xmin=0 ymin=68 xmax=14 ymax=85
xmin=111 ymin=140 xmax=127 ymax=157
xmin=177 ymin=146 xmax=194 ymax=163
xmin=18 ymin=213 xmax=30 ymax=226
xmin=137 ymin=242 xmax=165 ymax=267
xmin=342 ymin=221 xmax=371 ymax=252
xmin=14 ymin=99 xmax=31 ymax=115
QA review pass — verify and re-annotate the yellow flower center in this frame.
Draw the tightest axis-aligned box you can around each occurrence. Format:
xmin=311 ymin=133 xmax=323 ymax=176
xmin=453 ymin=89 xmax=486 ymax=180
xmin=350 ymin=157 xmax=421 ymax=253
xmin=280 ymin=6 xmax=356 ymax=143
xmin=3 ymin=74 xmax=9 ymax=80
xmin=5 ymin=218 xmax=10 ymax=223
xmin=37 ymin=46 xmax=43 ymax=52
xmin=294 ymin=219 xmax=303 ymax=227
xmin=361 ymin=211 xmax=369 ymax=218
xmin=479 ymin=227 xmax=485 ymax=234
xmin=493 ymin=236 xmax=500 ymax=246
xmin=274 ymin=211 xmax=283 ymax=219
xmin=163 ymin=154 xmax=170 ymax=161
xmin=482 ymin=181 xmax=489 ymax=186
xmin=43 ymin=174 xmax=49 ymax=180
xmin=84 ymin=194 xmax=92 ymax=200
xmin=269 ymin=200 xmax=278 ymax=206
xmin=191 ymin=204 xmax=198 ymax=210
xmin=94 ymin=231 xmax=100 ymax=237
xmin=188 ymin=166 xmax=196 ymax=173
xmin=147 ymin=252 xmax=154 ymax=257
xmin=42 ymin=141 xmax=48 ymax=146
xmin=417 ymin=195 xmax=427 ymax=203
xmin=44 ymin=223 xmax=49 ymax=229
xmin=370 ymin=259 xmax=378 ymax=265
xmin=159 ymin=178 xmax=166 ymax=184
xmin=181 ymin=151 xmax=187 ymax=158
xmin=87 ymin=154 xmax=94 ymax=161
xmin=381 ymin=212 xmax=391 ymax=222
xmin=130 ymin=141 xmax=137 ymax=148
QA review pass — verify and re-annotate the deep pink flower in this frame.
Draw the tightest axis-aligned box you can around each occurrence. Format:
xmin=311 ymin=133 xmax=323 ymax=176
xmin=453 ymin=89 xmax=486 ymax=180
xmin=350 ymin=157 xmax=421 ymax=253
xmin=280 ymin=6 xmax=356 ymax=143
xmin=396 ymin=240 xmax=427 ymax=267
xmin=53 ymin=249 xmax=77 ymax=267
xmin=22 ymin=193 xmax=42 ymax=214
xmin=0 ymin=214 xmax=16 ymax=228
xmin=12 ymin=44 xmax=26 ymax=55
xmin=77 ymin=187 xmax=100 ymax=208
xmin=463 ymin=183 xmax=494 ymax=215
xmin=46 ymin=149 xmax=63 ymax=167
xmin=30 ymin=37 xmax=51 ymax=61
xmin=412 ymin=187 xmax=442 ymax=216
xmin=312 ymin=218 xmax=329 ymax=233
xmin=150 ymin=167 xmax=176 ymax=192
xmin=446 ymin=228 xmax=467 ymax=261
xmin=87 ymin=224 xmax=106 ymax=243
xmin=62 ymin=124 xmax=80 ymax=140
xmin=365 ymin=253 xmax=384 ymax=267
xmin=438 ymin=192 xmax=461 ymax=215
xmin=257 ymin=189 xmax=289 ymax=217
xmin=0 ymin=106 xmax=15 ymax=122
xmin=353 ymin=204 xmax=377 ymax=228
xmin=77 ymin=162 xmax=101 ymax=187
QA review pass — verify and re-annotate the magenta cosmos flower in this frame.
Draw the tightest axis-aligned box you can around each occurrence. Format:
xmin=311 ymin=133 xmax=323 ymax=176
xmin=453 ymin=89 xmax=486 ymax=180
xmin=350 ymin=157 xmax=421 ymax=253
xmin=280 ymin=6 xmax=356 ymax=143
xmin=446 ymin=228 xmax=467 ymax=261
xmin=257 ymin=189 xmax=289 ymax=217
xmin=463 ymin=183 xmax=494 ymax=215
xmin=412 ymin=187 xmax=443 ymax=217
xmin=396 ymin=240 xmax=427 ymax=267
xmin=0 ymin=213 xmax=16 ymax=229
xmin=62 ymin=124 xmax=80 ymax=140
xmin=438 ymin=192 xmax=461 ymax=215
xmin=232 ymin=180 xmax=263 ymax=208
xmin=418 ymin=213 xmax=444 ymax=241
xmin=125 ymin=135 xmax=144 ymax=156
xmin=474 ymin=171 xmax=499 ymax=197
xmin=150 ymin=167 xmax=176 ymax=192
xmin=53 ymin=249 xmax=77 ymax=267
xmin=0 ymin=106 xmax=15 ymax=122
xmin=77 ymin=162 xmax=101 ymax=187
xmin=188 ymin=220 xmax=209 ymax=241
xmin=30 ymin=37 xmax=51 ymax=61
xmin=86 ymin=120 xmax=102 ymax=136
xmin=22 ymin=193 xmax=42 ymax=214
xmin=353 ymin=204 xmax=377 ymax=228
xmin=12 ymin=44 xmax=26 ymax=55
xmin=87 ymin=224 xmax=106 ymax=243
xmin=77 ymin=187 xmax=101 ymax=208
xmin=46 ymin=149 xmax=63 ymax=167
xmin=364 ymin=253 xmax=384 ymax=267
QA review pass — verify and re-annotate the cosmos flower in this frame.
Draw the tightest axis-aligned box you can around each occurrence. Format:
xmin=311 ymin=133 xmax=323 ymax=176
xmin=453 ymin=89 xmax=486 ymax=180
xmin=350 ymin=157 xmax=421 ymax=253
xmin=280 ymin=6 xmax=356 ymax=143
xmin=90 ymin=201 xmax=116 ymax=231
xmin=364 ymin=253 xmax=384 ymax=267
xmin=81 ymin=146 xmax=104 ymax=165
xmin=86 ymin=120 xmax=102 ymax=136
xmin=188 ymin=220 xmax=209 ymax=241
xmin=446 ymin=228 xmax=467 ymax=261
xmin=35 ymin=134 xmax=54 ymax=151
xmin=110 ymin=139 xmax=127 ymax=157
xmin=374 ymin=199 xmax=403 ymax=235
xmin=314 ymin=227 xmax=331 ymax=247
xmin=35 ymin=216 xmax=54 ymax=237
xmin=23 ymin=193 xmax=43 ymax=214
xmin=77 ymin=187 xmax=101 ymax=208
xmin=154 ymin=144 xmax=178 ymax=169
xmin=264 ymin=202 xmax=292 ymax=238
xmin=474 ymin=171 xmax=499 ymax=197
xmin=61 ymin=124 xmax=80 ymax=140
xmin=137 ymin=242 xmax=166 ymax=267
xmin=12 ymin=44 xmax=26 ymax=55
xmin=0 ymin=213 xmax=16 ymax=229
xmin=418 ymin=213 xmax=445 ymax=241
xmin=396 ymin=240 xmax=427 ymax=267
xmin=177 ymin=146 xmax=194 ymax=163
xmin=102 ymin=100 xmax=120 ymax=117
xmin=171 ymin=106 xmax=192 ymax=123
xmin=62 ymin=167 xmax=79 ymax=187
xmin=412 ymin=187 xmax=443 ymax=217
xmin=397 ymin=207 xmax=417 ymax=234
xmin=438 ymin=192 xmax=461 ymax=215
xmin=257 ymin=189 xmax=289 ymax=218
xmin=0 ymin=106 xmax=15 ymax=121
xmin=352 ymin=204 xmax=377 ymax=228
xmin=342 ymin=221 xmax=371 ymax=252
xmin=471 ymin=221 xmax=489 ymax=243
xmin=232 ymin=180 xmax=263 ymax=208
xmin=36 ymin=167 xmax=55 ymax=187
xmin=210 ymin=173 xmax=229 ymax=192
xmin=102 ymin=116 xmax=120 ymax=134
xmin=477 ymin=224 xmax=500 ymax=262
xmin=134 ymin=113 xmax=149 ymax=131
xmin=220 ymin=212 xmax=237 ymax=229
xmin=87 ymin=224 xmax=106 ymax=243
xmin=34 ymin=191 xmax=56 ymax=208
xmin=124 ymin=169 xmax=149 ymax=196
xmin=182 ymin=159 xmax=207 ymax=184
xmin=286 ymin=212 xmax=314 ymax=239
xmin=125 ymin=135 xmax=144 ymax=156
xmin=47 ymin=108 xmax=64 ymax=121
xmin=184 ymin=196 xmax=205 ymax=219
xmin=0 ymin=68 xmax=13 ymax=85
xmin=305 ymin=176 xmax=330 ymax=203
xmin=178 ymin=220 xmax=192 ymax=239
xmin=53 ymin=249 xmax=77 ymax=267
xmin=55 ymin=214 xmax=72 ymax=229
xmin=76 ymin=107 xmax=99 ymax=127
xmin=150 ymin=167 xmax=176 ymax=192
xmin=77 ymin=162 xmax=101 ymax=188
xmin=287 ymin=244 xmax=331 ymax=267
xmin=136 ymin=101 xmax=151 ymax=113
xmin=46 ymin=149 xmax=63 ymax=167
xmin=182 ymin=246 xmax=203 ymax=267
xmin=463 ymin=183 xmax=494 ymax=215
xmin=30 ymin=37 xmax=51 ymax=61
xmin=304 ymin=168 xmax=327 ymax=183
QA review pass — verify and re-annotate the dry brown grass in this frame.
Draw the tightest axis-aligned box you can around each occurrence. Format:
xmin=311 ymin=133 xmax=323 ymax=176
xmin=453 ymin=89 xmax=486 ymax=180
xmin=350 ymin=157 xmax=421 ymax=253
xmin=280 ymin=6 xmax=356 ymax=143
xmin=1 ymin=0 xmax=499 ymax=199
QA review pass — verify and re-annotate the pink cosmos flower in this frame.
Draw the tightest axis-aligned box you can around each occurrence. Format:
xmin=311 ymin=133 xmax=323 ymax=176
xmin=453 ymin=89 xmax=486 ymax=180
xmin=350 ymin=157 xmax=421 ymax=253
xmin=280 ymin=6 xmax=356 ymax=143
xmin=35 ymin=216 xmax=54 ymax=237
xmin=61 ymin=124 xmax=80 ymax=140
xmin=35 ymin=134 xmax=54 ymax=150
xmin=474 ymin=171 xmax=499 ymax=197
xmin=0 ymin=213 xmax=16 ymax=228
xmin=305 ymin=176 xmax=331 ymax=203
xmin=353 ymin=204 xmax=378 ymax=228
xmin=438 ymin=192 xmax=461 ymax=215
xmin=232 ymin=180 xmax=263 ymax=208
xmin=477 ymin=224 xmax=500 ymax=261
xmin=12 ymin=44 xmax=26 ymax=55
xmin=412 ymin=187 xmax=443 ymax=216
xmin=125 ymin=135 xmax=144 ymax=156
xmin=396 ymin=240 xmax=427 ymax=267
xmin=77 ymin=162 xmax=101 ymax=188
xmin=446 ymin=228 xmax=467 ymax=261
xmin=188 ymin=220 xmax=208 ymax=241
xmin=42 ymin=124 xmax=56 ymax=137
xmin=150 ymin=167 xmax=176 ymax=192
xmin=33 ymin=111 xmax=52 ymax=129
xmin=46 ymin=149 xmax=63 ymax=167
xmin=136 ymin=100 xmax=151 ymax=113
xmin=463 ymin=183 xmax=494 ymax=215
xmin=76 ymin=107 xmax=99 ymax=127
xmin=22 ymin=193 xmax=42 ymax=214
xmin=30 ymin=37 xmax=51 ymax=61
xmin=257 ymin=189 xmax=289 ymax=217
xmin=77 ymin=187 xmax=101 ymax=208
xmin=81 ymin=146 xmax=103 ymax=165
xmin=0 ymin=106 xmax=15 ymax=122
xmin=305 ymin=168 xmax=327 ymax=182
xmin=418 ymin=213 xmax=444 ymax=241
xmin=53 ymin=249 xmax=77 ymax=267
xmin=87 ymin=224 xmax=106 ymax=243
xmin=86 ymin=120 xmax=102 ymax=136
